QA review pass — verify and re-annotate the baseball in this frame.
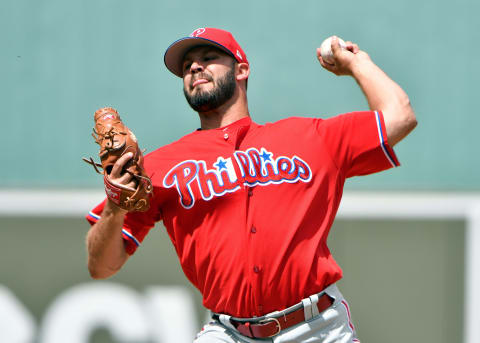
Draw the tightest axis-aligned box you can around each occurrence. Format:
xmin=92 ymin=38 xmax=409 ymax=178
xmin=320 ymin=36 xmax=346 ymax=64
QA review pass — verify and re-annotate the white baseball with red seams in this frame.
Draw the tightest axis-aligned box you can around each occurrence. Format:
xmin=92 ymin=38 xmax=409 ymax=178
xmin=320 ymin=36 xmax=347 ymax=64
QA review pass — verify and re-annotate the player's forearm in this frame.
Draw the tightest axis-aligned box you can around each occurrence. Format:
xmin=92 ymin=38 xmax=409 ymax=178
xmin=86 ymin=201 xmax=129 ymax=279
xmin=351 ymin=60 xmax=417 ymax=146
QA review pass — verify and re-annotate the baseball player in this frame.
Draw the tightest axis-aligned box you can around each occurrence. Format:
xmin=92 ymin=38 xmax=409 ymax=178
xmin=86 ymin=28 xmax=416 ymax=342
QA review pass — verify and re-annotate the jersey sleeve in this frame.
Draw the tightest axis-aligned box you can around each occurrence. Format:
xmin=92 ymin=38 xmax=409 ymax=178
xmin=317 ymin=111 xmax=400 ymax=178
xmin=86 ymin=195 xmax=162 ymax=255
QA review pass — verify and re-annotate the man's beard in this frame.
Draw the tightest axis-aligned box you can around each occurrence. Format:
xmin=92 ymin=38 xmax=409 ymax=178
xmin=183 ymin=68 xmax=236 ymax=112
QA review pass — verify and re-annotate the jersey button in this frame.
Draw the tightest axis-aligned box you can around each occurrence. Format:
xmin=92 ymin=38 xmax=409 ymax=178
xmin=223 ymin=133 xmax=229 ymax=140
xmin=250 ymin=226 xmax=256 ymax=233
xmin=248 ymin=189 xmax=253 ymax=197
xmin=253 ymin=266 xmax=260 ymax=273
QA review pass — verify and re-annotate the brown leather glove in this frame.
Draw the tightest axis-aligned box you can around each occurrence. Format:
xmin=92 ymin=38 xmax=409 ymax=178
xmin=83 ymin=107 xmax=153 ymax=212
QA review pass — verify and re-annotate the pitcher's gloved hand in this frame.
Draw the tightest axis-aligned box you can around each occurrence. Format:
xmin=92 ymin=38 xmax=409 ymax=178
xmin=83 ymin=107 xmax=153 ymax=212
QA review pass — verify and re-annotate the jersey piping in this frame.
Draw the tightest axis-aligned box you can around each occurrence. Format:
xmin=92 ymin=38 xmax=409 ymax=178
xmin=374 ymin=111 xmax=398 ymax=167
xmin=87 ymin=211 xmax=141 ymax=247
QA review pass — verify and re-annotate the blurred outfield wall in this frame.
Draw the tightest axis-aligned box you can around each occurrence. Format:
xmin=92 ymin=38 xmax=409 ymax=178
xmin=0 ymin=215 xmax=467 ymax=343
xmin=1 ymin=0 xmax=479 ymax=342
xmin=1 ymin=0 xmax=479 ymax=190
xmin=0 ymin=192 xmax=475 ymax=343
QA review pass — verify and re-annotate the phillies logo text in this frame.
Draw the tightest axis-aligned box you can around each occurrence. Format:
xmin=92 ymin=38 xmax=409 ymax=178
xmin=163 ymin=148 xmax=312 ymax=209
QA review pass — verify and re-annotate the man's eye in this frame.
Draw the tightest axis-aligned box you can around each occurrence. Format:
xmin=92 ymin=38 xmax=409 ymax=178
xmin=204 ymin=55 xmax=216 ymax=61
xmin=183 ymin=63 xmax=192 ymax=71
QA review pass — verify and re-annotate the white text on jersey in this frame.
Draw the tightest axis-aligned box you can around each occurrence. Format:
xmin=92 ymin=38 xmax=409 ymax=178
xmin=163 ymin=148 xmax=312 ymax=209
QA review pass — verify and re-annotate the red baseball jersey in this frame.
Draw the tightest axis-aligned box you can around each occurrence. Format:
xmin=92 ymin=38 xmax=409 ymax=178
xmin=87 ymin=111 xmax=399 ymax=318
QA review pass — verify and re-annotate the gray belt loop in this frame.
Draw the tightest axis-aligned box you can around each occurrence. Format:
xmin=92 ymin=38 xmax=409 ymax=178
xmin=309 ymin=294 xmax=320 ymax=317
xmin=301 ymin=298 xmax=313 ymax=321
xmin=219 ymin=314 xmax=236 ymax=331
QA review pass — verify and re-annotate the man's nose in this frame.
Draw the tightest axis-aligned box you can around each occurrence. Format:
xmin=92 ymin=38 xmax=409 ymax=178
xmin=190 ymin=61 xmax=204 ymax=73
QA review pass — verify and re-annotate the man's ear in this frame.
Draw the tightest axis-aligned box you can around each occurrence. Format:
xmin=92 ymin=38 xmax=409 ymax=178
xmin=236 ymin=62 xmax=250 ymax=81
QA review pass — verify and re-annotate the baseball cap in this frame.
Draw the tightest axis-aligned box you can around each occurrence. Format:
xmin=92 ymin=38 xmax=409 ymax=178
xmin=164 ymin=27 xmax=248 ymax=77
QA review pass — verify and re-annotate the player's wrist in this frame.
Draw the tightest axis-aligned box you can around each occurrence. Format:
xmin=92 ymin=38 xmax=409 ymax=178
xmin=104 ymin=198 xmax=129 ymax=216
xmin=350 ymin=57 xmax=379 ymax=81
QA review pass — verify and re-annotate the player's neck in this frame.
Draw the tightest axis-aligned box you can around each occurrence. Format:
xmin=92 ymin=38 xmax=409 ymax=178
xmin=198 ymin=92 xmax=250 ymax=130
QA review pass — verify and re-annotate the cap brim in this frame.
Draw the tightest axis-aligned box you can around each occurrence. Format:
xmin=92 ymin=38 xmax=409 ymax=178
xmin=164 ymin=37 xmax=235 ymax=78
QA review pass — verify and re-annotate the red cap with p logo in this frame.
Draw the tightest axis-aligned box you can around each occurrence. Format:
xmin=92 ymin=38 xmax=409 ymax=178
xmin=164 ymin=27 xmax=248 ymax=77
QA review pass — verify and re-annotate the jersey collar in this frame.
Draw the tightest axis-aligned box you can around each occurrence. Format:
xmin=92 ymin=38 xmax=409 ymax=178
xmin=196 ymin=116 xmax=253 ymax=132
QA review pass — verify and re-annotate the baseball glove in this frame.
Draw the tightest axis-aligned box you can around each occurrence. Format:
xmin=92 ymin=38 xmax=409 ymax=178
xmin=83 ymin=107 xmax=153 ymax=212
